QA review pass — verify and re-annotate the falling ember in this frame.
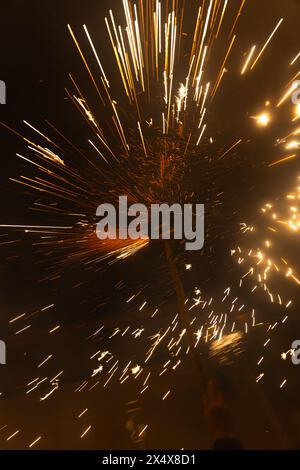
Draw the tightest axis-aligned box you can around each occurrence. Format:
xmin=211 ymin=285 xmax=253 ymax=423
xmin=138 ymin=425 xmax=148 ymax=437
xmin=280 ymin=379 xmax=287 ymax=389
xmin=29 ymin=436 xmax=42 ymax=448
xmin=78 ymin=409 xmax=88 ymax=418
xmin=49 ymin=325 xmax=61 ymax=334
xmin=256 ymin=373 xmax=265 ymax=383
xmin=6 ymin=430 xmax=20 ymax=441
xmin=162 ymin=390 xmax=171 ymax=400
xmin=80 ymin=426 xmax=92 ymax=439
xmin=241 ymin=45 xmax=256 ymax=75
xmin=250 ymin=18 xmax=284 ymax=70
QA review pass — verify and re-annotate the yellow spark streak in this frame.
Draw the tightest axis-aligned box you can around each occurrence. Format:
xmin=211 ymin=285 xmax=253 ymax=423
xmin=134 ymin=4 xmax=145 ymax=89
xmin=7 ymin=430 xmax=20 ymax=441
xmin=198 ymin=108 xmax=206 ymax=131
xmin=210 ymin=0 xmax=220 ymax=30
xmin=38 ymin=355 xmax=53 ymax=368
xmin=138 ymin=121 xmax=148 ymax=158
xmin=268 ymin=154 xmax=297 ymax=167
xmin=162 ymin=112 xmax=166 ymax=134
xmin=23 ymin=121 xmax=54 ymax=146
xmin=196 ymin=123 xmax=207 ymax=145
xmin=256 ymin=373 xmax=264 ymax=383
xmin=49 ymin=325 xmax=61 ymax=334
xmin=125 ymin=24 xmax=140 ymax=84
xmin=96 ymin=133 xmax=119 ymax=162
xmin=83 ymin=25 xmax=109 ymax=87
xmin=193 ymin=0 xmax=214 ymax=85
xmin=184 ymin=55 xmax=195 ymax=109
xmin=277 ymin=81 xmax=299 ymax=107
xmin=123 ymin=0 xmax=142 ymax=83
xmin=9 ymin=313 xmax=26 ymax=324
xmin=251 ymin=18 xmax=284 ymax=70
xmin=111 ymin=101 xmax=130 ymax=153
xmin=88 ymin=140 xmax=109 ymax=164
xmin=78 ymin=408 xmax=88 ymax=418
xmin=105 ymin=17 xmax=131 ymax=100
xmin=215 ymin=0 xmax=228 ymax=39
xmin=290 ymin=51 xmax=300 ymax=66
xmin=162 ymin=390 xmax=170 ymax=400
xmin=154 ymin=2 xmax=159 ymax=75
xmin=228 ymin=0 xmax=246 ymax=39
xmin=195 ymin=46 xmax=208 ymax=101
xmin=241 ymin=45 xmax=256 ymax=75
xmin=190 ymin=6 xmax=202 ymax=62
xmin=166 ymin=11 xmax=177 ymax=133
xmin=163 ymin=70 xmax=168 ymax=104
xmin=41 ymin=304 xmax=55 ymax=311
xmin=212 ymin=67 xmax=226 ymax=98
xmin=293 ymin=104 xmax=300 ymax=122
xmin=200 ymin=82 xmax=210 ymax=111
xmin=80 ymin=426 xmax=92 ymax=438
xmin=67 ymin=24 xmax=105 ymax=105
xmin=211 ymin=34 xmax=236 ymax=99
xmin=29 ymin=436 xmax=42 ymax=448
xmin=138 ymin=424 xmax=148 ymax=437
xmin=218 ymin=139 xmax=242 ymax=160
xmin=285 ymin=140 xmax=300 ymax=150
xmin=40 ymin=383 xmax=59 ymax=401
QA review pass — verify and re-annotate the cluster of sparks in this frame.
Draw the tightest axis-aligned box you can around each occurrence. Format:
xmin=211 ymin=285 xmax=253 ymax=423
xmin=1 ymin=0 xmax=300 ymax=449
